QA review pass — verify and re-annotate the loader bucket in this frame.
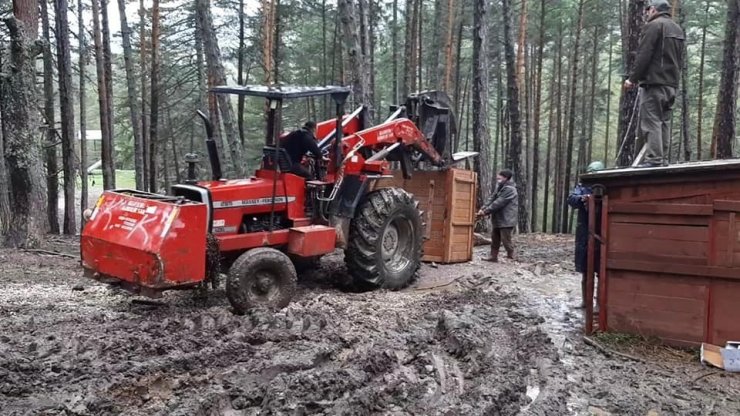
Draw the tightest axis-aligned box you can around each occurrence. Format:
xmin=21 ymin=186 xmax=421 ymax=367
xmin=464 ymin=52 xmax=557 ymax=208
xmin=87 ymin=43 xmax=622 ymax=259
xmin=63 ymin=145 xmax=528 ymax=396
xmin=80 ymin=190 xmax=209 ymax=294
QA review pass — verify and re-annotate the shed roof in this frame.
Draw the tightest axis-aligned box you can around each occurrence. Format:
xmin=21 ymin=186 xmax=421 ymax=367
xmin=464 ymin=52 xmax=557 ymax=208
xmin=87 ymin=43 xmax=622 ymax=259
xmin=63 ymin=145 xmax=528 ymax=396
xmin=581 ymin=159 xmax=740 ymax=183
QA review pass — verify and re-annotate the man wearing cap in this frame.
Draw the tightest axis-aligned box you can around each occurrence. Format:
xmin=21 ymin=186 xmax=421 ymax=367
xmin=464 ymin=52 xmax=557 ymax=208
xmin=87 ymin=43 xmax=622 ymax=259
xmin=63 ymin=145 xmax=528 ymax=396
xmin=477 ymin=169 xmax=519 ymax=262
xmin=623 ymin=0 xmax=684 ymax=168
xmin=568 ymin=161 xmax=604 ymax=308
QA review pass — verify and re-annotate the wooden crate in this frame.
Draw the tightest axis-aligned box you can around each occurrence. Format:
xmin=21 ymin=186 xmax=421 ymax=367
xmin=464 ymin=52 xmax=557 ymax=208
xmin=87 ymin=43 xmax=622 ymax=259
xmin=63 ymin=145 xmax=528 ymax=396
xmin=372 ymin=168 xmax=477 ymax=263
xmin=582 ymin=160 xmax=740 ymax=346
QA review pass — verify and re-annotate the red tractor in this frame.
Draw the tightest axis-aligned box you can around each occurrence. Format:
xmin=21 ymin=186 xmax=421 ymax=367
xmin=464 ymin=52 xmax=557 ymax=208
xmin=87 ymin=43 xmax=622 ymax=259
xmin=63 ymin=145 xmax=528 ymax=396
xmin=81 ymin=85 xmax=466 ymax=312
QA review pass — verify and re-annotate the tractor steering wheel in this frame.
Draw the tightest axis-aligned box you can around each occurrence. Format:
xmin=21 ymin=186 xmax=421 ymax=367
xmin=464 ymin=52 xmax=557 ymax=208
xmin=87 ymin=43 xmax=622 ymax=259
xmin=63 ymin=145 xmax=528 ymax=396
xmin=304 ymin=154 xmax=325 ymax=181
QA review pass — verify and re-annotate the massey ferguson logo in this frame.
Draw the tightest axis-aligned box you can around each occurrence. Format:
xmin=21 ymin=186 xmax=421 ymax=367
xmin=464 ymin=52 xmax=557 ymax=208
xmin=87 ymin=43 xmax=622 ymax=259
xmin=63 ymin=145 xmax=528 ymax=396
xmin=213 ymin=196 xmax=296 ymax=209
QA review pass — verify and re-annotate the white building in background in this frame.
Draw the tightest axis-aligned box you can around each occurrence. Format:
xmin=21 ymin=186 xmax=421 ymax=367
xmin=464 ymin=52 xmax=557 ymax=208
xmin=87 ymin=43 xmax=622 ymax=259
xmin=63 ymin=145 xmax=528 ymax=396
xmin=77 ymin=130 xmax=102 ymax=142
xmin=77 ymin=130 xmax=102 ymax=172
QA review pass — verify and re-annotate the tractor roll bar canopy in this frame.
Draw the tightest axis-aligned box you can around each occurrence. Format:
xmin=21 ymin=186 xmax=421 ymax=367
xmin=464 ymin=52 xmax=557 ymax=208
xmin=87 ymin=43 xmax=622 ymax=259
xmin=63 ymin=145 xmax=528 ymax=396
xmin=210 ymin=84 xmax=351 ymax=149
xmin=209 ymin=85 xmax=351 ymax=100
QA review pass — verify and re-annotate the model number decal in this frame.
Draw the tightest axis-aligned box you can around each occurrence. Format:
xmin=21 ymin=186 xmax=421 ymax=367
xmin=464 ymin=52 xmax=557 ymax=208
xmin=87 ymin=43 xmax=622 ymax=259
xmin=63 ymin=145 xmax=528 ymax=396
xmin=213 ymin=196 xmax=296 ymax=209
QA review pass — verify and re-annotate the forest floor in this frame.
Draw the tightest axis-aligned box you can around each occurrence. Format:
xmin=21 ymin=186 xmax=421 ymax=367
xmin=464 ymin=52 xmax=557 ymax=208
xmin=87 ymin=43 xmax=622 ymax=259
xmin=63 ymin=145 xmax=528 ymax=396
xmin=1 ymin=234 xmax=740 ymax=415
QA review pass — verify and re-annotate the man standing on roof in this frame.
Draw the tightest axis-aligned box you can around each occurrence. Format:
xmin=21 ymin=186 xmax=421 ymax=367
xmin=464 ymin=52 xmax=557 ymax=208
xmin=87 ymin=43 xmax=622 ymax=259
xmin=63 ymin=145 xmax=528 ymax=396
xmin=623 ymin=0 xmax=684 ymax=168
xmin=477 ymin=169 xmax=519 ymax=262
xmin=568 ymin=161 xmax=604 ymax=309
xmin=281 ymin=121 xmax=322 ymax=179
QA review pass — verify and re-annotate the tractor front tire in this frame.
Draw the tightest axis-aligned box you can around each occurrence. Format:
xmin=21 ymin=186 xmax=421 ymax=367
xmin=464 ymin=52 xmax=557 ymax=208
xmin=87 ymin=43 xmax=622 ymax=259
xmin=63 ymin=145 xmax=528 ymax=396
xmin=346 ymin=188 xmax=423 ymax=290
xmin=226 ymin=248 xmax=297 ymax=313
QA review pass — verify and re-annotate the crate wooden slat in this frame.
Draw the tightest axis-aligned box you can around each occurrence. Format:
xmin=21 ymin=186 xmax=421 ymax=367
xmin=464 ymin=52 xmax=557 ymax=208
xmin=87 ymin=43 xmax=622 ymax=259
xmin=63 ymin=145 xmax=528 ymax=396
xmin=372 ymin=168 xmax=477 ymax=263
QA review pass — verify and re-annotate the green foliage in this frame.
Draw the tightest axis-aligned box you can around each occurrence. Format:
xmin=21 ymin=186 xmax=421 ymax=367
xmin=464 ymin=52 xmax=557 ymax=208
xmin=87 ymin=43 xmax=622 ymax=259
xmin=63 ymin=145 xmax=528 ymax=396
xmin=3 ymin=0 xmax=734 ymax=231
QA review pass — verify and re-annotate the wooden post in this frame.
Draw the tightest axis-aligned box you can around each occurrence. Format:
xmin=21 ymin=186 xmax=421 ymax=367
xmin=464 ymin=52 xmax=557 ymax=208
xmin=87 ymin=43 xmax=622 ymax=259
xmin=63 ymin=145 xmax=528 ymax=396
xmin=598 ymin=196 xmax=609 ymax=332
xmin=585 ymin=194 xmax=596 ymax=334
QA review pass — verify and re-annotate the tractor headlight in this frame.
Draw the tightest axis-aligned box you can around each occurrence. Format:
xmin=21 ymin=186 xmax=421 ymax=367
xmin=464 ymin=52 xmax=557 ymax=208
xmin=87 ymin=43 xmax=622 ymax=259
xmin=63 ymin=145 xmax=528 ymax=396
xmin=83 ymin=208 xmax=93 ymax=221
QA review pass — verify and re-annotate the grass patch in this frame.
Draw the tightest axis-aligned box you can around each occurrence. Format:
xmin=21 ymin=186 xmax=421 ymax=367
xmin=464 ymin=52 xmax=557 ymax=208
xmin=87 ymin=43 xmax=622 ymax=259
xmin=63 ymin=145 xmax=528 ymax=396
xmin=83 ymin=170 xmax=137 ymax=192
xmin=592 ymin=331 xmax=697 ymax=363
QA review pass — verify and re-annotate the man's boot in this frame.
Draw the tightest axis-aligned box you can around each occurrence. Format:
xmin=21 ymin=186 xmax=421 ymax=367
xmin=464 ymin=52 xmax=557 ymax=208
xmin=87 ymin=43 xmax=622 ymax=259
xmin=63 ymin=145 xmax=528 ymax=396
xmin=578 ymin=274 xmax=587 ymax=309
xmin=483 ymin=250 xmax=499 ymax=262
xmin=506 ymin=250 xmax=516 ymax=261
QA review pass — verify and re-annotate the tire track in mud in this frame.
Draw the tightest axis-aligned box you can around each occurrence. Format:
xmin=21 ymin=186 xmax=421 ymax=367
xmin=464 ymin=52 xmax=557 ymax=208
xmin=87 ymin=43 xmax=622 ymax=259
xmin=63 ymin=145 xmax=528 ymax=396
xmin=0 ymin=272 xmax=569 ymax=415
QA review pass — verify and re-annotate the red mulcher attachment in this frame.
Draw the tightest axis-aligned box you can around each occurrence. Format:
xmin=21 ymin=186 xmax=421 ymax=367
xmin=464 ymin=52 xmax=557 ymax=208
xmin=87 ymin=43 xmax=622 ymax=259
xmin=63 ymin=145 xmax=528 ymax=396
xmin=81 ymin=190 xmax=209 ymax=297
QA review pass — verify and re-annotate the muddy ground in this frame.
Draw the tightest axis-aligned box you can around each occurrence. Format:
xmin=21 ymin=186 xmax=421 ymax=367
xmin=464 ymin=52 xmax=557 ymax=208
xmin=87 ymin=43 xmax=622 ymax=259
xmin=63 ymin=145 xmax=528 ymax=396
xmin=1 ymin=234 xmax=739 ymax=415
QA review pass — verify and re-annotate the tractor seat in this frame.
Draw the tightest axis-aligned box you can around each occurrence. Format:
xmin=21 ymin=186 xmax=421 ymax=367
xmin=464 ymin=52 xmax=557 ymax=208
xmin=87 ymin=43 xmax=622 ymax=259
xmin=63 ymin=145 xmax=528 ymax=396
xmin=262 ymin=146 xmax=292 ymax=171
xmin=306 ymin=180 xmax=331 ymax=187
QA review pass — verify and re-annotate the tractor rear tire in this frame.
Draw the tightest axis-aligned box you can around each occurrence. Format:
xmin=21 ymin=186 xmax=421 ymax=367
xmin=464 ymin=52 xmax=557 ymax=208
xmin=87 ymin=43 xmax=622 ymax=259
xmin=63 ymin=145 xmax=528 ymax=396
xmin=226 ymin=248 xmax=297 ymax=313
xmin=346 ymin=187 xmax=423 ymax=290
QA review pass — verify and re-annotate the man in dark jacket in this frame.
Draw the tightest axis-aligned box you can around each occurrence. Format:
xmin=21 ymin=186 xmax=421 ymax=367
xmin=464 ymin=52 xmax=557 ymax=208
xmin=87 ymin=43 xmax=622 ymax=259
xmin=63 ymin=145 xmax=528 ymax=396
xmin=477 ymin=169 xmax=519 ymax=262
xmin=568 ymin=161 xmax=604 ymax=308
xmin=280 ymin=121 xmax=322 ymax=179
xmin=624 ymin=0 xmax=684 ymax=168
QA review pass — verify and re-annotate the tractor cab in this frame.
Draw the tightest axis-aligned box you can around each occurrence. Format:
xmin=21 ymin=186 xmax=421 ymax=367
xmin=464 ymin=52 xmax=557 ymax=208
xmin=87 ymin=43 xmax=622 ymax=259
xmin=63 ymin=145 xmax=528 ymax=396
xmin=200 ymin=85 xmax=358 ymax=181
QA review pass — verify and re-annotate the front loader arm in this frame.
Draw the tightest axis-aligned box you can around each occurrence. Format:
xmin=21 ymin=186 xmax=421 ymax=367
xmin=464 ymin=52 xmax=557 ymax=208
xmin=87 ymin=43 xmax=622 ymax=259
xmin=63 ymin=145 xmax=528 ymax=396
xmin=342 ymin=118 xmax=446 ymax=168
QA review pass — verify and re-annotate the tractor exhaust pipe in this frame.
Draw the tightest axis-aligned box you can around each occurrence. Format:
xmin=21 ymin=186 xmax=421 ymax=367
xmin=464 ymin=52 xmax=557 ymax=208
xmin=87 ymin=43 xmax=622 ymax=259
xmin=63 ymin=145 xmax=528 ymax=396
xmin=196 ymin=110 xmax=222 ymax=181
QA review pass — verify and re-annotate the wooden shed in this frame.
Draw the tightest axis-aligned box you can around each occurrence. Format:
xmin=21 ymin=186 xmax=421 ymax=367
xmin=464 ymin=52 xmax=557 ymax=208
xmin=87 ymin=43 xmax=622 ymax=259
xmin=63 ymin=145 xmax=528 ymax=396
xmin=581 ymin=160 xmax=740 ymax=346
xmin=373 ymin=168 xmax=477 ymax=263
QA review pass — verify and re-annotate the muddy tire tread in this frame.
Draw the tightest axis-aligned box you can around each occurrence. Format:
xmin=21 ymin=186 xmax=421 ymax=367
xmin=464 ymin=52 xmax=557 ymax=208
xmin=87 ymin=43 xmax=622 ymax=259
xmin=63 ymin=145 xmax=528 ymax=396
xmin=345 ymin=187 xmax=423 ymax=290
xmin=226 ymin=247 xmax=297 ymax=313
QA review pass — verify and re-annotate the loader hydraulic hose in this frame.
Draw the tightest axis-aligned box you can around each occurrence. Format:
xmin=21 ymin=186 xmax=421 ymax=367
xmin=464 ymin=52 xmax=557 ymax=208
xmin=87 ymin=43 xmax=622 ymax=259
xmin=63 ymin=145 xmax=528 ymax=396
xmin=196 ymin=110 xmax=222 ymax=181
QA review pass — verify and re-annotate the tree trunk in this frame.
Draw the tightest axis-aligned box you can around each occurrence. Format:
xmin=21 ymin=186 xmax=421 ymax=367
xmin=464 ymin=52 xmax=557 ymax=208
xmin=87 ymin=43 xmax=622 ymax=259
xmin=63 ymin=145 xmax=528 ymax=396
xmin=194 ymin=4 xmax=206 ymax=140
xmin=149 ymin=0 xmax=161 ymax=192
xmin=162 ymin=138 xmax=170 ymax=191
xmin=696 ymin=0 xmax=710 ymax=160
xmin=616 ymin=0 xmax=646 ymax=166
xmin=416 ymin=0 xmax=422 ymax=91
xmin=79 ymin=0 xmax=88 ymax=225
xmin=139 ymin=0 xmax=149 ymax=189
xmin=41 ymin=0 xmax=59 ymax=233
xmin=402 ymin=0 xmax=418 ymax=97
xmin=272 ymin=0 xmax=281 ymax=83
xmin=587 ymin=27 xmax=599 ymax=163
xmin=441 ymin=0 xmax=457 ymax=94
xmin=0 ymin=55 xmax=10 ymax=232
xmin=472 ymin=0 xmax=491 ymax=218
xmin=322 ymin=0 xmax=329 ymax=116
xmin=54 ymin=0 xmax=77 ymax=234
xmin=429 ymin=0 xmax=443 ymax=88
xmin=117 ymin=0 xmax=144 ymax=190
xmin=561 ymin=0 xmax=584 ymax=233
xmin=237 ymin=0 xmax=245 ymax=146
xmin=551 ymin=22 xmax=564 ymax=233
xmin=531 ymin=0 xmax=545 ymax=232
xmin=516 ymin=0 xmax=528 ymax=89
xmin=262 ymin=0 xmax=275 ymax=83
xmin=196 ymin=0 xmax=245 ymax=176
xmin=91 ymin=0 xmax=113 ymax=189
xmin=101 ymin=0 xmax=115 ymax=187
xmin=339 ymin=0 xmax=374 ymax=122
xmin=543 ymin=53 xmax=558 ymax=233
xmin=392 ymin=0 xmax=398 ymax=103
xmin=502 ymin=0 xmax=529 ymax=232
xmin=2 ymin=10 xmax=48 ymax=248
xmin=358 ymin=0 xmax=375 ymax=120
xmin=167 ymin=108 xmax=181 ymax=184
xmin=452 ymin=1 xmax=464 ymax=113
xmin=676 ymin=0 xmax=691 ymax=162
xmin=578 ymin=55 xmax=589 ymax=171
xmin=711 ymin=0 xmax=740 ymax=159
xmin=604 ymin=30 xmax=614 ymax=164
